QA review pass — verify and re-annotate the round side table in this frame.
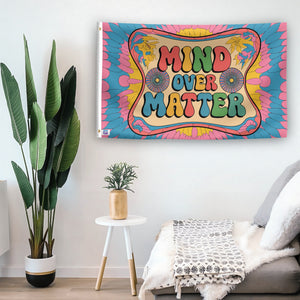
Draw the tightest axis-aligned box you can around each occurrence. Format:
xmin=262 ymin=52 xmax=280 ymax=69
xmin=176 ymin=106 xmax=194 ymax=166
xmin=94 ymin=215 xmax=147 ymax=296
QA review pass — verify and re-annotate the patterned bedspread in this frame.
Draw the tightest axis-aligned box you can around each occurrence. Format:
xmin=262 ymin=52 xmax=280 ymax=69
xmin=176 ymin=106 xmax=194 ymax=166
xmin=173 ymin=219 xmax=245 ymax=296
xmin=139 ymin=221 xmax=300 ymax=300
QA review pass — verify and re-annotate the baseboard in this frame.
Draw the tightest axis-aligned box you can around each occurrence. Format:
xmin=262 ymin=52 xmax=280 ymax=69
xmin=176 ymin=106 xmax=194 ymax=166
xmin=0 ymin=266 xmax=144 ymax=278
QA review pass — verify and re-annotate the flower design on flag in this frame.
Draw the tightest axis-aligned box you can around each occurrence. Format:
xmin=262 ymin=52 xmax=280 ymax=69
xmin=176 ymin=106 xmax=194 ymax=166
xmin=219 ymin=68 xmax=244 ymax=93
xmin=145 ymin=68 xmax=170 ymax=93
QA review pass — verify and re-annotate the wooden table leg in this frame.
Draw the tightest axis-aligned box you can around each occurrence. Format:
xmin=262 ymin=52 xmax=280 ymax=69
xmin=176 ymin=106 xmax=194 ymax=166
xmin=127 ymin=227 xmax=137 ymax=284
xmin=123 ymin=226 xmax=137 ymax=296
xmin=95 ymin=226 xmax=113 ymax=291
xmin=95 ymin=256 xmax=107 ymax=291
xmin=132 ymin=252 xmax=137 ymax=284
xmin=128 ymin=258 xmax=136 ymax=295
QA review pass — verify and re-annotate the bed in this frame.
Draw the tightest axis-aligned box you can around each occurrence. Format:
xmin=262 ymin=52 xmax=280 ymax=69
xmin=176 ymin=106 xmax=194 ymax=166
xmin=139 ymin=161 xmax=300 ymax=300
xmin=139 ymin=221 xmax=300 ymax=300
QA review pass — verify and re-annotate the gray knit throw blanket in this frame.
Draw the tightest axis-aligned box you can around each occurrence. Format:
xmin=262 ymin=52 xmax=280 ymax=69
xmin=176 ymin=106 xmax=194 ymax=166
xmin=173 ymin=219 xmax=245 ymax=297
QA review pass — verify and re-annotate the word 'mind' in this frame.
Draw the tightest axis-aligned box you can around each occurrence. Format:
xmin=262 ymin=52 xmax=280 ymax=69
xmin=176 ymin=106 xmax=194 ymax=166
xmin=158 ymin=45 xmax=231 ymax=73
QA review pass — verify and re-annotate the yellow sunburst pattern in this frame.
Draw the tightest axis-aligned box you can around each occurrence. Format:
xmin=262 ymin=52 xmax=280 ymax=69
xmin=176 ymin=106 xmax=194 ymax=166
xmin=226 ymin=36 xmax=253 ymax=67
xmin=136 ymin=36 xmax=158 ymax=68
xmin=246 ymin=54 xmax=262 ymax=110
xmin=178 ymin=28 xmax=213 ymax=37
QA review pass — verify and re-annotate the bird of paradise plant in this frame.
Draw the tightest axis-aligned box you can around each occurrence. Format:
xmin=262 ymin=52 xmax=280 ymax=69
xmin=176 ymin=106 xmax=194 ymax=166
xmin=0 ymin=36 xmax=80 ymax=258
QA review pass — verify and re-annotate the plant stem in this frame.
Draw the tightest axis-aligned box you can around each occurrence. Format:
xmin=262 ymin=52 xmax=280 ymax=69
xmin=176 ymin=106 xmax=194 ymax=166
xmin=24 ymin=208 xmax=33 ymax=240
xmin=19 ymin=144 xmax=35 ymax=252
xmin=51 ymin=207 xmax=56 ymax=231
xmin=48 ymin=208 xmax=51 ymax=250
xmin=41 ymin=186 xmax=46 ymax=208
xmin=31 ymin=168 xmax=37 ymax=222
xmin=20 ymin=145 xmax=30 ymax=179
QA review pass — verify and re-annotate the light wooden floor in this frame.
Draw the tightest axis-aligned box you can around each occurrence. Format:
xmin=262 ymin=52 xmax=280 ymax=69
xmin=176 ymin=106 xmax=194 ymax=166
xmin=0 ymin=278 xmax=154 ymax=300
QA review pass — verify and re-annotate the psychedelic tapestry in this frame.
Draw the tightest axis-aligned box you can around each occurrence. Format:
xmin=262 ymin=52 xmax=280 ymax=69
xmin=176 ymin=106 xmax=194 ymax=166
xmin=97 ymin=22 xmax=287 ymax=140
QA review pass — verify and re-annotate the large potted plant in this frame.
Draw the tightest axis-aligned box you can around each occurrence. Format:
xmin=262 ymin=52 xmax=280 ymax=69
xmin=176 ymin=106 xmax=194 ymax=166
xmin=104 ymin=162 xmax=137 ymax=220
xmin=0 ymin=36 xmax=80 ymax=287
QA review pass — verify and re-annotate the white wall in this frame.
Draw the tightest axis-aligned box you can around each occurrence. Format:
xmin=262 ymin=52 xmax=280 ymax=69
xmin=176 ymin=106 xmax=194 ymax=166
xmin=0 ymin=0 xmax=299 ymax=278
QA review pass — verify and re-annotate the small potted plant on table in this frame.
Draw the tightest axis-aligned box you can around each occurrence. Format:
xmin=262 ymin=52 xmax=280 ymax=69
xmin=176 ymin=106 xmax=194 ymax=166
xmin=104 ymin=162 xmax=137 ymax=220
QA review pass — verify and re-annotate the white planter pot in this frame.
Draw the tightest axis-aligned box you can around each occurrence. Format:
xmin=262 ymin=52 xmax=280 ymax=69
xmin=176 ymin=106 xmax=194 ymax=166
xmin=25 ymin=254 xmax=56 ymax=287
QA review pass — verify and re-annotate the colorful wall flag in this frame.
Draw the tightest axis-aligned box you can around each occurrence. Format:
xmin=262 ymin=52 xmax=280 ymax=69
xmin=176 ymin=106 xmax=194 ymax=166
xmin=97 ymin=22 xmax=287 ymax=140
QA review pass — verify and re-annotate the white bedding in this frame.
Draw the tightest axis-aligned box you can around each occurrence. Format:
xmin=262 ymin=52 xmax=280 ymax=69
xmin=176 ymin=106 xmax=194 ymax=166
xmin=139 ymin=221 xmax=300 ymax=300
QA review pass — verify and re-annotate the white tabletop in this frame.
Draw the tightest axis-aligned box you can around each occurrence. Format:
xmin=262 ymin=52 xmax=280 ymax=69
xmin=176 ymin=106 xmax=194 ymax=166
xmin=95 ymin=215 xmax=147 ymax=227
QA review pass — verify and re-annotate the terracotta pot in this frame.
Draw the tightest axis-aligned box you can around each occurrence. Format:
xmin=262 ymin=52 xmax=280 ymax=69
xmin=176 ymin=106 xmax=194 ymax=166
xmin=25 ymin=254 xmax=56 ymax=287
xmin=109 ymin=189 xmax=127 ymax=219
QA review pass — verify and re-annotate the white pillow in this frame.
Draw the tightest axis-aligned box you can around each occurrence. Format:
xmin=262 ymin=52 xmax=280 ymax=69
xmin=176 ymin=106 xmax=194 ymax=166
xmin=260 ymin=171 xmax=300 ymax=250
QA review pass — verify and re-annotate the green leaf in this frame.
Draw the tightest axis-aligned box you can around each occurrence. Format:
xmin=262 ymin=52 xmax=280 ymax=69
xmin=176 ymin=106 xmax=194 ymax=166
xmin=45 ymin=41 xmax=61 ymax=121
xmin=30 ymin=103 xmax=47 ymax=170
xmin=23 ymin=35 xmax=37 ymax=118
xmin=40 ymin=174 xmax=58 ymax=210
xmin=38 ymin=133 xmax=55 ymax=188
xmin=46 ymin=115 xmax=59 ymax=135
xmin=0 ymin=63 xmax=27 ymax=145
xmin=53 ymin=109 xmax=80 ymax=173
xmin=54 ymin=66 xmax=76 ymax=146
xmin=46 ymin=184 xmax=58 ymax=210
xmin=11 ymin=161 xmax=34 ymax=209
xmin=56 ymin=167 xmax=70 ymax=188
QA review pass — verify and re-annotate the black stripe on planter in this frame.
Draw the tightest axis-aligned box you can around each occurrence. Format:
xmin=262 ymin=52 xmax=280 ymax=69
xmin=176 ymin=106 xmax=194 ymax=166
xmin=25 ymin=271 xmax=55 ymax=288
